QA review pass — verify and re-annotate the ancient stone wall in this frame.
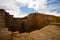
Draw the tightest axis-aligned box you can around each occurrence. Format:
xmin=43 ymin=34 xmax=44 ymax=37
xmin=13 ymin=18 xmax=23 ymax=32
xmin=24 ymin=13 xmax=36 ymax=32
xmin=0 ymin=27 xmax=11 ymax=40
xmin=0 ymin=9 xmax=6 ymax=28
xmin=24 ymin=13 xmax=50 ymax=32
xmin=0 ymin=9 xmax=60 ymax=33
xmin=0 ymin=9 xmax=60 ymax=40
xmin=5 ymin=13 xmax=14 ymax=32
xmin=36 ymin=13 xmax=50 ymax=28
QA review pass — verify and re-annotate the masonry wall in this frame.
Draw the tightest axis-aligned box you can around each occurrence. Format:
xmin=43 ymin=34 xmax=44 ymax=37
xmin=5 ymin=12 xmax=26 ymax=32
xmin=5 ymin=13 xmax=14 ymax=31
xmin=24 ymin=13 xmax=50 ymax=32
xmin=13 ymin=18 xmax=23 ymax=32
xmin=0 ymin=9 xmax=6 ymax=28
xmin=24 ymin=13 xmax=37 ymax=32
xmin=0 ymin=9 xmax=60 ymax=33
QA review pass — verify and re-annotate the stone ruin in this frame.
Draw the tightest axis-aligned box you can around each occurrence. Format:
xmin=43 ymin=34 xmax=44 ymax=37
xmin=0 ymin=9 xmax=60 ymax=32
xmin=0 ymin=9 xmax=50 ymax=33
xmin=0 ymin=9 xmax=60 ymax=40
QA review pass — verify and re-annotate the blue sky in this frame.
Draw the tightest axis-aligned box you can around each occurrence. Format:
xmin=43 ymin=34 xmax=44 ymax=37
xmin=0 ymin=0 xmax=60 ymax=17
xmin=47 ymin=0 xmax=60 ymax=4
xmin=47 ymin=0 xmax=60 ymax=13
xmin=20 ymin=5 xmax=36 ymax=14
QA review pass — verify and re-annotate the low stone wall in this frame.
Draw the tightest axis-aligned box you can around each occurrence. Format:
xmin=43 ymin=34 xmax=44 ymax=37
xmin=0 ymin=28 xmax=11 ymax=40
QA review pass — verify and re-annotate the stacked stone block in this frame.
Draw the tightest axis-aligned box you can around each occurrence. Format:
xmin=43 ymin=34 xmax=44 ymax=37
xmin=5 ymin=13 xmax=14 ymax=31
xmin=24 ymin=13 xmax=50 ymax=32
xmin=13 ymin=18 xmax=23 ymax=32
xmin=11 ymin=31 xmax=20 ymax=40
xmin=0 ymin=9 xmax=5 ymax=28
xmin=0 ymin=28 xmax=11 ymax=40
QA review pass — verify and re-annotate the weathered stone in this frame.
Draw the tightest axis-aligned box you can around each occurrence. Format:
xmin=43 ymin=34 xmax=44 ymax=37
xmin=0 ymin=9 xmax=60 ymax=40
xmin=0 ymin=28 xmax=11 ymax=40
xmin=0 ymin=9 xmax=60 ymax=33
xmin=13 ymin=18 xmax=23 ymax=33
xmin=0 ymin=9 xmax=5 ymax=28
xmin=24 ymin=13 xmax=50 ymax=32
xmin=19 ymin=33 xmax=29 ymax=40
xmin=11 ymin=31 xmax=20 ymax=40
xmin=29 ymin=25 xmax=60 ymax=40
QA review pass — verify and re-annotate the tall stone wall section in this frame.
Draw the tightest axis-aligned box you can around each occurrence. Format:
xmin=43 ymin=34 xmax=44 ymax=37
xmin=0 ymin=9 xmax=6 ymax=28
xmin=24 ymin=14 xmax=36 ymax=32
xmin=5 ymin=13 xmax=14 ymax=31
xmin=13 ymin=18 xmax=23 ymax=32
xmin=24 ymin=13 xmax=50 ymax=32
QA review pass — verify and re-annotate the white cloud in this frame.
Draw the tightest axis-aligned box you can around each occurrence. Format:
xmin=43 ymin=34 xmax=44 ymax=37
xmin=0 ymin=0 xmax=35 ymax=17
xmin=16 ymin=0 xmax=29 ymax=5
xmin=0 ymin=0 xmax=60 ymax=17
xmin=0 ymin=0 xmax=21 ymax=16
xmin=28 ymin=0 xmax=47 ymax=11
